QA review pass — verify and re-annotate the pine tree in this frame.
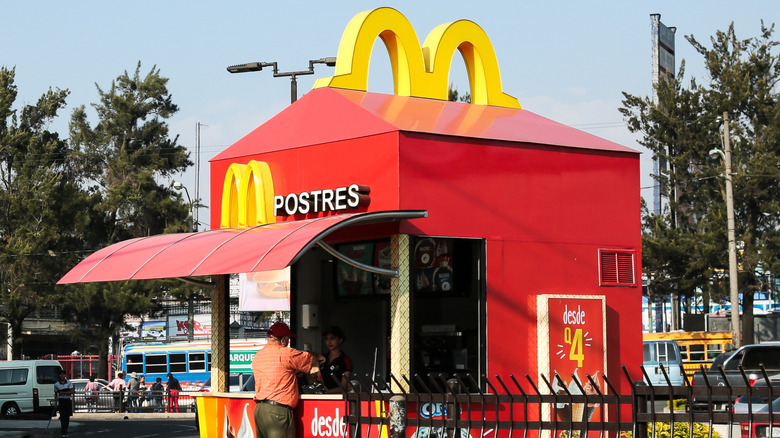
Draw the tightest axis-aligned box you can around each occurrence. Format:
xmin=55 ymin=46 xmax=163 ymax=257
xmin=0 ymin=67 xmax=96 ymax=358
xmin=65 ymin=62 xmax=194 ymax=377
xmin=621 ymin=22 xmax=780 ymax=341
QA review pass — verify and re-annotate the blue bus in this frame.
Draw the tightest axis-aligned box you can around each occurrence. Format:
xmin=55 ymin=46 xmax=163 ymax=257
xmin=122 ymin=339 xmax=266 ymax=390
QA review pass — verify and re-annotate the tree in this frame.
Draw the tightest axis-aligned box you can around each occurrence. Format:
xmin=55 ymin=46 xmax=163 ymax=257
xmin=621 ymin=22 xmax=780 ymax=341
xmin=0 ymin=67 xmax=96 ymax=358
xmin=448 ymin=83 xmax=471 ymax=103
xmin=65 ymin=62 xmax=194 ymax=377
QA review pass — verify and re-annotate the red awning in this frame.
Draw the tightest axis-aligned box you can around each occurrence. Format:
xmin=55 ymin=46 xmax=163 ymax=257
xmin=58 ymin=210 xmax=427 ymax=284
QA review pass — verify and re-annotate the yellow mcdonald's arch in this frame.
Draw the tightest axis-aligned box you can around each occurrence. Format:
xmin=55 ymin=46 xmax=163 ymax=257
xmin=313 ymin=7 xmax=521 ymax=109
xmin=220 ymin=160 xmax=276 ymax=228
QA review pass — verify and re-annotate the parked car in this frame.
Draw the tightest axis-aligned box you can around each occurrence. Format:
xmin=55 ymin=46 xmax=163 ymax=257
xmin=70 ymin=378 xmax=111 ymax=412
xmin=693 ymin=343 xmax=780 ymax=409
xmin=740 ymin=396 xmax=780 ymax=438
xmin=241 ymin=374 xmax=254 ymax=392
xmin=199 ymin=374 xmax=249 ymax=393
xmin=733 ymin=380 xmax=780 ymax=414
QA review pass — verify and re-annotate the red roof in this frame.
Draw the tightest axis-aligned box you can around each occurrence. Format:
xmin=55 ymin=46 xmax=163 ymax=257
xmin=213 ymin=87 xmax=637 ymax=162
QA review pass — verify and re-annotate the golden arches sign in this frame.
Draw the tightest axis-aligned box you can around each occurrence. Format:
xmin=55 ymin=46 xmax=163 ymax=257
xmin=220 ymin=160 xmax=276 ymax=228
xmin=313 ymin=7 xmax=521 ymax=109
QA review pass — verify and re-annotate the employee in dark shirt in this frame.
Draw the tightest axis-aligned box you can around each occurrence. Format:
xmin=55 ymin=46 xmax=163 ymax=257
xmin=319 ymin=326 xmax=353 ymax=393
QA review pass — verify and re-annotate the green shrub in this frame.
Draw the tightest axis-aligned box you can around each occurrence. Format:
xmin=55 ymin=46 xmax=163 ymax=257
xmin=668 ymin=399 xmax=687 ymax=411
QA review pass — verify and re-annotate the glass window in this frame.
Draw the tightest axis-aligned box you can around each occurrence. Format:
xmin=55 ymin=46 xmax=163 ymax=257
xmin=707 ymin=344 xmax=724 ymax=360
xmin=656 ymin=342 xmax=678 ymax=362
xmin=126 ymin=354 xmax=144 ymax=373
xmin=725 ymin=351 xmax=743 ymax=370
xmin=170 ymin=353 xmax=186 ymax=373
xmin=689 ymin=344 xmax=705 ymax=361
xmin=36 ymin=366 xmax=60 ymax=384
xmin=146 ymin=354 xmax=168 ymax=374
xmin=189 ymin=353 xmax=207 ymax=372
xmin=743 ymin=347 xmax=780 ymax=370
xmin=0 ymin=368 xmax=28 ymax=385
xmin=679 ymin=344 xmax=689 ymax=361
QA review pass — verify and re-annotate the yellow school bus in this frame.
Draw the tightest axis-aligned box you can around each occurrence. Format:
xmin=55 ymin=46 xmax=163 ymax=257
xmin=643 ymin=331 xmax=733 ymax=377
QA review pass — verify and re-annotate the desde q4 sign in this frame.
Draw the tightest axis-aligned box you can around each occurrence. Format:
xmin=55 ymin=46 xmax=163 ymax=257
xmin=313 ymin=7 xmax=521 ymax=109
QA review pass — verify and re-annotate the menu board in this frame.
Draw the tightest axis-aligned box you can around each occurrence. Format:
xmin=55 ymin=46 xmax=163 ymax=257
xmin=336 ymin=242 xmax=374 ymax=296
xmin=373 ymin=240 xmax=392 ymax=295
xmin=412 ymin=237 xmax=454 ymax=294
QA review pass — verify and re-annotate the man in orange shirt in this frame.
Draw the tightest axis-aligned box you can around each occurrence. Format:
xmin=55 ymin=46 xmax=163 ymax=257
xmin=252 ymin=322 xmax=325 ymax=438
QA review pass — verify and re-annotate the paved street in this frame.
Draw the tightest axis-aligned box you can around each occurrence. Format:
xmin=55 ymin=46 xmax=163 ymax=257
xmin=76 ymin=417 xmax=199 ymax=437
xmin=0 ymin=413 xmax=199 ymax=438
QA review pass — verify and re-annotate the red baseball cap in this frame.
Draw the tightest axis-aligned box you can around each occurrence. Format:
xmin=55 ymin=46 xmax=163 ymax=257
xmin=268 ymin=322 xmax=297 ymax=338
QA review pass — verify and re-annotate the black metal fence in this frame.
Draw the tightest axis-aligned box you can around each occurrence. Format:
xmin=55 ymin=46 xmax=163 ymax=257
xmin=71 ymin=389 xmax=199 ymax=413
xmin=344 ymin=365 xmax=780 ymax=438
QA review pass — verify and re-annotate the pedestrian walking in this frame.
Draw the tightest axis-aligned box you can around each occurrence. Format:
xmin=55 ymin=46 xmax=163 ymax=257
xmin=84 ymin=376 xmax=100 ymax=413
xmin=127 ymin=372 xmax=140 ymax=412
xmin=54 ymin=369 xmax=74 ymax=437
xmin=150 ymin=377 xmax=164 ymax=412
xmin=108 ymin=371 xmax=127 ymax=413
xmin=166 ymin=373 xmax=182 ymax=413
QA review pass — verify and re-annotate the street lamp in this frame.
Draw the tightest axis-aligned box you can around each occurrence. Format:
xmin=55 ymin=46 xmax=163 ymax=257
xmin=174 ymin=181 xmax=197 ymax=342
xmin=708 ymin=111 xmax=740 ymax=348
xmin=173 ymin=181 xmax=196 ymax=232
xmin=226 ymin=57 xmax=337 ymax=103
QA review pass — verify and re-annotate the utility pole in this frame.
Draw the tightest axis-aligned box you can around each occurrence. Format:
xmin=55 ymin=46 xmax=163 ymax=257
xmin=194 ymin=122 xmax=207 ymax=232
xmin=724 ymin=112 xmax=741 ymax=348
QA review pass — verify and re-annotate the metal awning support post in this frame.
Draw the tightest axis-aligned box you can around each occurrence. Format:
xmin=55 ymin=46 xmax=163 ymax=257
xmin=211 ymin=274 xmax=230 ymax=392
xmin=318 ymin=242 xmax=400 ymax=277
xmin=390 ymin=234 xmax=412 ymax=391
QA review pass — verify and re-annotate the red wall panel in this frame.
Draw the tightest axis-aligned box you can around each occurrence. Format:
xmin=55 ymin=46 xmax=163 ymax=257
xmin=210 ymin=133 xmax=402 ymax=227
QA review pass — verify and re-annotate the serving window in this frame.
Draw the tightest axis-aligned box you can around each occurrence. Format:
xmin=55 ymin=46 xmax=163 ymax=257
xmin=411 ymin=236 xmax=485 ymax=386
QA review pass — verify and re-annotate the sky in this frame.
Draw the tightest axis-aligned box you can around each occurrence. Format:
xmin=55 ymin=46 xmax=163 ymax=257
xmin=2 ymin=1 xmax=777 ymax=229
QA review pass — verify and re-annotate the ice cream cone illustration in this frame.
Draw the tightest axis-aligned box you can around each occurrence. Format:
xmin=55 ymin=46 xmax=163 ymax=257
xmin=237 ymin=403 xmax=255 ymax=438
xmin=223 ymin=406 xmax=235 ymax=438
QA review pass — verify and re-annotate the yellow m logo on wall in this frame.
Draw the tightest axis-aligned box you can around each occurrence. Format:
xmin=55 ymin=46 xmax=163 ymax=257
xmin=221 ymin=161 xmax=276 ymax=228
xmin=314 ymin=7 xmax=521 ymax=109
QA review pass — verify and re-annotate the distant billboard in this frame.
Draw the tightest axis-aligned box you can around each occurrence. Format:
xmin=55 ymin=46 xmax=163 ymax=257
xmin=141 ymin=321 xmax=167 ymax=341
xmin=651 ymin=14 xmax=676 ymax=79
xmin=167 ymin=314 xmax=212 ymax=338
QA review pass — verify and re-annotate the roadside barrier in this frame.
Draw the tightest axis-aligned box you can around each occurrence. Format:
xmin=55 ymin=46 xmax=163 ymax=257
xmin=344 ymin=364 xmax=780 ymax=438
xmin=71 ymin=388 xmax=198 ymax=413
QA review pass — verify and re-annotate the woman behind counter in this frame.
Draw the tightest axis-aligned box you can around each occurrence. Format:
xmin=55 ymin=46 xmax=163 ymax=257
xmin=319 ymin=326 xmax=353 ymax=394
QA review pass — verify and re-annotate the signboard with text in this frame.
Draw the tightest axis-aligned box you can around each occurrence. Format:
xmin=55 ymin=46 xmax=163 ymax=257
xmin=537 ymin=295 xmax=607 ymax=436
xmin=167 ymin=314 xmax=212 ymax=338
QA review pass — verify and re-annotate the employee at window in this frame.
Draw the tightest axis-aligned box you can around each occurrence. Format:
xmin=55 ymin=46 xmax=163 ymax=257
xmin=319 ymin=326 xmax=353 ymax=394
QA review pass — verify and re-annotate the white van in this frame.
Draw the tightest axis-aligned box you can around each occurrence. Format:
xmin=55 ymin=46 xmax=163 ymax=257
xmin=0 ymin=359 xmax=62 ymax=415
xmin=643 ymin=340 xmax=685 ymax=387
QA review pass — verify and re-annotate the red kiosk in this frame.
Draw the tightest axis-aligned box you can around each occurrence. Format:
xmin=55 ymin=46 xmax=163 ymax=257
xmin=60 ymin=8 xmax=642 ymax=438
